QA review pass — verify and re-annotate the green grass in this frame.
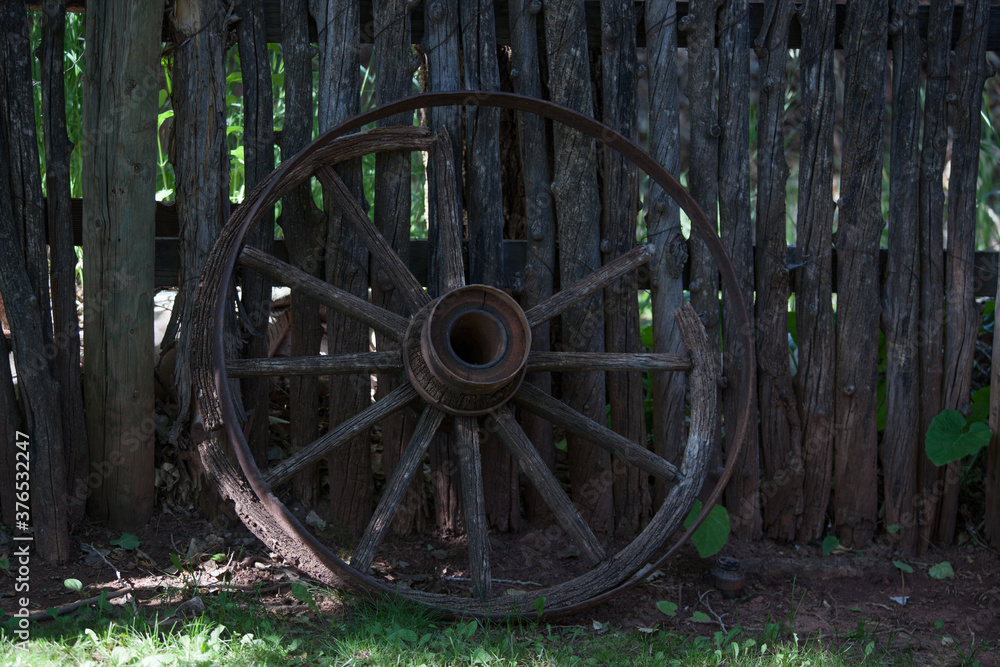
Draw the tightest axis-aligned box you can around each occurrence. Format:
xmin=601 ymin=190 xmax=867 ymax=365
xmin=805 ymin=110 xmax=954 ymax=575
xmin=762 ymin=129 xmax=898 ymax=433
xmin=0 ymin=588 xmax=961 ymax=666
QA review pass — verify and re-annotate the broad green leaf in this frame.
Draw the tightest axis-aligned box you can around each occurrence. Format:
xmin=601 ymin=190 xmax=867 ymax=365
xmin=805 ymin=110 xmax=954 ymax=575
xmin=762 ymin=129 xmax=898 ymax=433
xmin=111 ymin=533 xmax=140 ymax=551
xmin=969 ymin=387 xmax=991 ymax=425
xmin=64 ymin=578 xmax=83 ymax=593
xmin=554 ymin=438 xmax=567 ymax=452
xmin=656 ymin=600 xmax=677 ymax=616
xmin=641 ymin=324 xmax=654 ymax=350
xmin=683 ymin=500 xmax=730 ymax=558
xmin=532 ymin=595 xmax=546 ymax=619
xmin=928 ymin=561 xmax=955 ymax=580
xmin=821 ymin=536 xmax=839 ymax=555
xmin=691 ymin=611 xmax=712 ymax=623
xmin=886 ymin=524 xmax=900 ymax=534
xmin=925 ymin=410 xmax=992 ymax=466
xmin=893 ymin=560 xmax=913 ymax=574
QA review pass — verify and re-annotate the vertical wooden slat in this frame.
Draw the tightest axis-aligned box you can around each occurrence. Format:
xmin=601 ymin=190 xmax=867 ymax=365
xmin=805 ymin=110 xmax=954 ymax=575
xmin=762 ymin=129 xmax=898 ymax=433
xmin=281 ymin=0 xmax=323 ymax=506
xmin=754 ymin=0 xmax=801 ymax=542
xmin=543 ymin=0 xmax=613 ymax=533
xmin=989 ymin=257 xmax=1000 ymax=546
xmin=315 ymin=0 xmax=373 ymax=535
xmin=460 ymin=0 xmax=519 ymax=531
xmin=833 ymin=0 xmax=886 ymax=547
xmin=508 ymin=0 xmax=557 ymax=526
xmin=237 ymin=0 xmax=276 ymax=467
xmin=916 ymin=0 xmax=951 ymax=553
xmin=939 ymin=0 xmax=992 ymax=545
xmin=601 ymin=0 xmax=646 ymax=535
xmin=679 ymin=0 xmax=723 ymax=496
xmin=882 ymin=0 xmax=922 ymax=554
xmin=373 ymin=0 xmax=425 ymax=534
xmin=424 ymin=0 xmax=464 ymax=533
xmin=793 ymin=0 xmax=837 ymax=545
xmin=718 ymin=0 xmax=761 ymax=540
xmin=41 ymin=0 xmax=89 ymax=524
xmin=80 ymin=0 xmax=162 ymax=535
xmin=0 ymin=4 xmax=69 ymax=559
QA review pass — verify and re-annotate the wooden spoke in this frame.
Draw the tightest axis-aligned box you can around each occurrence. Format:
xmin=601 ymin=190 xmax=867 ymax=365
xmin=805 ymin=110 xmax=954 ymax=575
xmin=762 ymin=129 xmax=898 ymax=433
xmin=492 ymin=408 xmax=606 ymax=564
xmin=264 ymin=383 xmax=419 ymax=487
xmin=351 ymin=405 xmax=445 ymax=572
xmin=226 ymin=351 xmax=402 ymax=377
xmin=514 ymin=382 xmax=681 ymax=481
xmin=433 ymin=127 xmax=465 ymax=291
xmin=239 ymin=246 xmax=408 ymax=339
xmin=524 ymin=244 xmax=652 ymax=328
xmin=315 ymin=164 xmax=431 ymax=312
xmin=526 ymin=351 xmax=691 ymax=372
xmin=455 ymin=416 xmax=491 ymax=600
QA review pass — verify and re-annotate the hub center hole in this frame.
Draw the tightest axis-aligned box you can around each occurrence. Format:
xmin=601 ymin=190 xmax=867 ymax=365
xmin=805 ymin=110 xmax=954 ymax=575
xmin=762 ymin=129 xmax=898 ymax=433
xmin=447 ymin=311 xmax=507 ymax=368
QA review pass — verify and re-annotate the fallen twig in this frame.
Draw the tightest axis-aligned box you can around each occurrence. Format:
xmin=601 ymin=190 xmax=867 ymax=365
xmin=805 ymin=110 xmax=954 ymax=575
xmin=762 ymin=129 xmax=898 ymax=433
xmin=24 ymin=587 xmax=135 ymax=623
xmin=698 ymin=590 xmax=727 ymax=633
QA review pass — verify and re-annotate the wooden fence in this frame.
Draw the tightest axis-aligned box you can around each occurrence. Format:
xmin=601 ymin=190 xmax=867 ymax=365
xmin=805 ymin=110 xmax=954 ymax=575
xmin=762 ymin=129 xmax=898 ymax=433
xmin=2 ymin=0 xmax=1000 ymax=564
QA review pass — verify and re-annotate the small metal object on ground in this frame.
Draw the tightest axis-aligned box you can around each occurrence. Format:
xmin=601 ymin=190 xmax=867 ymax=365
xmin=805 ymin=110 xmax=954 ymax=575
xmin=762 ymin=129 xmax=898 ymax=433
xmin=711 ymin=556 xmax=744 ymax=599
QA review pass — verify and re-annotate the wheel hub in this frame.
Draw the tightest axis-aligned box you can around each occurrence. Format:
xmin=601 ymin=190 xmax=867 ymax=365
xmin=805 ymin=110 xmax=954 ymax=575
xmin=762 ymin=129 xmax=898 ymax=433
xmin=404 ymin=285 xmax=531 ymax=415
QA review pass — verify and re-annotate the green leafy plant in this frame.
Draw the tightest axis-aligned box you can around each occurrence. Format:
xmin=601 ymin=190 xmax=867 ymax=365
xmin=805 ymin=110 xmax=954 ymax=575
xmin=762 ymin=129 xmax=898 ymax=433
xmin=925 ymin=410 xmax=992 ymax=466
xmin=656 ymin=600 xmax=677 ymax=616
xmin=821 ymin=535 xmax=839 ymax=556
xmin=928 ymin=561 xmax=955 ymax=580
xmin=110 ymin=533 xmax=141 ymax=551
xmin=63 ymin=578 xmax=84 ymax=595
xmin=532 ymin=595 xmax=546 ymax=621
xmin=682 ymin=500 xmax=730 ymax=558
xmin=892 ymin=560 xmax=913 ymax=574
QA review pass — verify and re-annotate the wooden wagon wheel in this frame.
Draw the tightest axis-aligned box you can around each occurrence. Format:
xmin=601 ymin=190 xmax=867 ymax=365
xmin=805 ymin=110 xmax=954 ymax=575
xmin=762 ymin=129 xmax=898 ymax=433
xmin=192 ymin=92 xmax=755 ymax=618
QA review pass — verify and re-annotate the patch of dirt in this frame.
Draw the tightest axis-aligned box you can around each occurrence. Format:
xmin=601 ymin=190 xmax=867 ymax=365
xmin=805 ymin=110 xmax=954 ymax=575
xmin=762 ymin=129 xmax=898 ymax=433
xmin=3 ymin=507 xmax=998 ymax=666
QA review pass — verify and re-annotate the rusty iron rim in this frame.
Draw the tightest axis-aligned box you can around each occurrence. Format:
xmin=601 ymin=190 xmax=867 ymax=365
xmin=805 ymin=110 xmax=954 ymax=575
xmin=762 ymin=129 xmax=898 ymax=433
xmin=209 ymin=91 xmax=755 ymax=618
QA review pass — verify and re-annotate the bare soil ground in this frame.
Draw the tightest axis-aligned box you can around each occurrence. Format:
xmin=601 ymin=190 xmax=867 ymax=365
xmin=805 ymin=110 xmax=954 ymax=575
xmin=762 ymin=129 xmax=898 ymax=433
xmin=2 ymin=507 xmax=998 ymax=665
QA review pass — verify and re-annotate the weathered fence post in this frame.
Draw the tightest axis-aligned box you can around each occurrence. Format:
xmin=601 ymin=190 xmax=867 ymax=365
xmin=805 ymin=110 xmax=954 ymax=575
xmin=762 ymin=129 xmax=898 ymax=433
xmin=833 ymin=0 xmax=886 ymax=547
xmin=543 ymin=0 xmax=613 ymax=533
xmin=754 ymin=0 xmax=802 ymax=542
xmin=80 ymin=0 xmax=164 ymax=531
xmin=882 ymin=0 xmax=922 ymax=554
xmin=41 ymin=0 xmax=89 ymax=525
xmin=916 ymin=0 xmax=951 ymax=553
xmin=793 ymin=0 xmax=837 ymax=545
xmin=718 ymin=0 xmax=761 ymax=540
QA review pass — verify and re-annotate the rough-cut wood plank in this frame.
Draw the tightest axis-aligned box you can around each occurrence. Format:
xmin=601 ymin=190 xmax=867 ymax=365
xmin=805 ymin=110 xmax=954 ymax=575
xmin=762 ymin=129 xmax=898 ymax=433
xmin=226 ymin=351 xmax=402 ymax=377
xmin=793 ymin=0 xmax=837 ymax=545
xmin=455 ymin=416 xmax=491 ymax=599
xmin=916 ymin=0 xmax=951 ymax=554
xmin=718 ymin=0 xmax=761 ymax=541
xmin=514 ymin=383 xmax=681 ymax=481
xmin=494 ymin=407 xmax=606 ymax=562
xmin=40 ymin=0 xmax=88 ymax=524
xmin=527 ymin=352 xmax=690 ymax=372
xmin=169 ymin=0 xmax=230 ymax=445
xmin=939 ymin=0 xmax=992 ymax=546
xmin=0 ymin=4 xmax=69 ymax=559
xmin=238 ymin=246 xmax=409 ymax=338
xmin=679 ymin=0 xmax=723 ymax=501
xmin=543 ymin=0 xmax=613 ymax=534
xmin=460 ymin=0 xmax=519 ymax=533
xmin=280 ymin=0 xmax=324 ymax=507
xmin=312 ymin=0 xmax=374 ymax=536
xmin=525 ymin=245 xmax=652 ymax=328
xmin=646 ymin=0 xmax=688 ymax=512
xmin=423 ymin=2 xmax=464 ymax=534
xmin=881 ymin=0 xmax=922 ymax=554
xmin=507 ymin=0 xmax=557 ymax=526
xmin=79 ymin=0 xmax=162 ymax=534
xmin=352 ymin=406 xmax=445 ymax=571
xmin=237 ymin=0 xmax=276 ymax=467
xmin=833 ymin=0 xmax=886 ymax=548
xmin=264 ymin=383 xmax=419 ymax=487
xmin=754 ymin=0 xmax=802 ymax=542
xmin=601 ymin=0 xmax=648 ymax=536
